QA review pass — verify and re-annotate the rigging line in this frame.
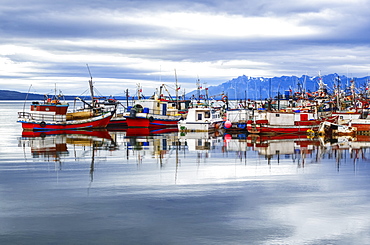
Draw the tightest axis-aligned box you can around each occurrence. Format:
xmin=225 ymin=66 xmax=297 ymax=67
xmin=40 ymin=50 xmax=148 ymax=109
xmin=23 ymin=84 xmax=32 ymax=113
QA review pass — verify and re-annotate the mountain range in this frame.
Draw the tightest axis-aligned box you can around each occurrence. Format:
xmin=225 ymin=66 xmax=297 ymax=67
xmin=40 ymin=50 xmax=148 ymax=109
xmin=1 ymin=73 xmax=369 ymax=100
xmin=188 ymin=73 xmax=370 ymax=100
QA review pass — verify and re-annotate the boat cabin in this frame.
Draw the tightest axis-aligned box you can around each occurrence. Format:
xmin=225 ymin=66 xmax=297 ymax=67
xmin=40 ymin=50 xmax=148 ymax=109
xmin=30 ymin=100 xmax=69 ymax=115
xmin=128 ymin=99 xmax=179 ymax=116
xmin=186 ymin=108 xmax=221 ymax=123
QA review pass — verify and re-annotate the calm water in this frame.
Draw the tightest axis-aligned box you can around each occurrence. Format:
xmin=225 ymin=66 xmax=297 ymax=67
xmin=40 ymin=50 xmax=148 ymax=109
xmin=1 ymin=101 xmax=370 ymax=245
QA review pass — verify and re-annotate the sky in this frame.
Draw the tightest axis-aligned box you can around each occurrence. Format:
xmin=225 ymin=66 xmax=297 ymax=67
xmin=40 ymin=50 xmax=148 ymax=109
xmin=1 ymin=0 xmax=370 ymax=97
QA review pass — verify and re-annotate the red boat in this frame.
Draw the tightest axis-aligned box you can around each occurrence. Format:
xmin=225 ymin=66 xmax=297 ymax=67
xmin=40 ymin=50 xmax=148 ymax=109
xmin=18 ymin=98 xmax=115 ymax=131
xmin=123 ymin=98 xmax=182 ymax=128
xmin=246 ymin=110 xmax=337 ymax=134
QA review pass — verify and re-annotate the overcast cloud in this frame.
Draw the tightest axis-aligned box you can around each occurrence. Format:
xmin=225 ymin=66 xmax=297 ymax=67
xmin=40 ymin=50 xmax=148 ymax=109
xmin=0 ymin=0 xmax=369 ymax=96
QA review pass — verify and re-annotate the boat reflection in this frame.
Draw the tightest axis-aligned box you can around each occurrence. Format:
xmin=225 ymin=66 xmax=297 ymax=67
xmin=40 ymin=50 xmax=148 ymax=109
xmin=19 ymin=127 xmax=370 ymax=174
xmin=113 ymin=129 xmax=224 ymax=166
xmin=110 ymin=127 xmax=179 ymax=137
xmin=19 ymin=129 xmax=118 ymax=181
xmin=223 ymin=132 xmax=370 ymax=169
xmin=318 ymin=134 xmax=370 ymax=170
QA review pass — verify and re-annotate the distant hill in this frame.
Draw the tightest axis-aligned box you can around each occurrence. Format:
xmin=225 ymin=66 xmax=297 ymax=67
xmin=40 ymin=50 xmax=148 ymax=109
xmin=0 ymin=90 xmax=128 ymax=101
xmin=186 ymin=73 xmax=370 ymax=100
xmin=0 ymin=90 xmax=78 ymax=100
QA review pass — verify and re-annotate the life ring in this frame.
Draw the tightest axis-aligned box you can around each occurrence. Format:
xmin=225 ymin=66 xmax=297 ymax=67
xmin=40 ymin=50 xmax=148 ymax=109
xmin=148 ymin=116 xmax=154 ymax=122
xmin=40 ymin=121 xmax=46 ymax=127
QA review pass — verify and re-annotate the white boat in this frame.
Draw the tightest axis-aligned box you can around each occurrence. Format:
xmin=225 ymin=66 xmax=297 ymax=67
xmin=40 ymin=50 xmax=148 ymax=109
xmin=223 ymin=108 xmax=250 ymax=131
xmin=178 ymin=107 xmax=223 ymax=132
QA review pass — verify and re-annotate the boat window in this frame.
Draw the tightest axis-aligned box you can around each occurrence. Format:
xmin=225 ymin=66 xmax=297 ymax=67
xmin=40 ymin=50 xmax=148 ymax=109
xmin=275 ymin=114 xmax=280 ymax=117
xmin=197 ymin=113 xmax=202 ymax=120
xmin=205 ymin=111 xmax=210 ymax=118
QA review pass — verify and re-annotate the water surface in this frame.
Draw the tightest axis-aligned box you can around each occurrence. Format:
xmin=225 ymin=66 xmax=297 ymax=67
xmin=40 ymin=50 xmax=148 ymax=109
xmin=1 ymin=101 xmax=370 ymax=244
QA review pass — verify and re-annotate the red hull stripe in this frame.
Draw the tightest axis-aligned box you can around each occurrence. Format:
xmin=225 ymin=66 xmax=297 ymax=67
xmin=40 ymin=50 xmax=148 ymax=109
xmin=20 ymin=115 xmax=112 ymax=131
xmin=125 ymin=117 xmax=179 ymax=128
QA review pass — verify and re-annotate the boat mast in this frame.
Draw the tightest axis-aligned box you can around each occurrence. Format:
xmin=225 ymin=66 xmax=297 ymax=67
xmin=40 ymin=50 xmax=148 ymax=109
xmin=126 ymin=89 xmax=129 ymax=107
xmin=137 ymin=83 xmax=142 ymax=100
xmin=86 ymin=64 xmax=94 ymax=108
xmin=174 ymin=69 xmax=179 ymax=110
xmin=196 ymin=77 xmax=201 ymax=101
xmin=336 ymin=76 xmax=341 ymax=111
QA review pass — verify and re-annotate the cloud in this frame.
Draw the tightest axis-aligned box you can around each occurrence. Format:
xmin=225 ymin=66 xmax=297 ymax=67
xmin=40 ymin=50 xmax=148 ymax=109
xmin=0 ymin=0 xmax=369 ymax=95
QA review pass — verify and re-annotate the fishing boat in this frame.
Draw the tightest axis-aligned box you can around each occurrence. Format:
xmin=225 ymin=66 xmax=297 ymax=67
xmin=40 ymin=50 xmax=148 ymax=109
xmin=18 ymin=96 xmax=115 ymax=131
xmin=17 ymin=73 xmax=116 ymax=131
xmin=123 ymin=83 xmax=189 ymax=128
xmin=246 ymin=109 xmax=336 ymax=134
xmin=123 ymin=96 xmax=182 ymax=128
xmin=178 ymin=107 xmax=223 ymax=132
xmin=332 ymin=108 xmax=370 ymax=132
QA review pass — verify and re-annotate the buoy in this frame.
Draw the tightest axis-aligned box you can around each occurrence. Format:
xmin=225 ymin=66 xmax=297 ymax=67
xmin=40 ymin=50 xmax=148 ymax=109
xmin=224 ymin=121 xmax=232 ymax=129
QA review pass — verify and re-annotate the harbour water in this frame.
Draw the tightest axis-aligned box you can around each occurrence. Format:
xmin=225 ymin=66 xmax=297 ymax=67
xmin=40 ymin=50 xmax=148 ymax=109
xmin=1 ymin=101 xmax=370 ymax=244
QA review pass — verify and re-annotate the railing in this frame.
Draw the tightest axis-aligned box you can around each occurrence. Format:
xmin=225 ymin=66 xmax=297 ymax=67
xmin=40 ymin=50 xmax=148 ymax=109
xmin=18 ymin=112 xmax=66 ymax=122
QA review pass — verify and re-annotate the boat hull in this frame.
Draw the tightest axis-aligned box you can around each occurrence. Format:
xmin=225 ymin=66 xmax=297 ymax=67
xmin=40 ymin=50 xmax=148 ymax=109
xmin=18 ymin=113 xmax=113 ymax=131
xmin=125 ymin=113 xmax=180 ymax=128
xmin=178 ymin=121 xmax=223 ymax=132
xmin=246 ymin=116 xmax=338 ymax=135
